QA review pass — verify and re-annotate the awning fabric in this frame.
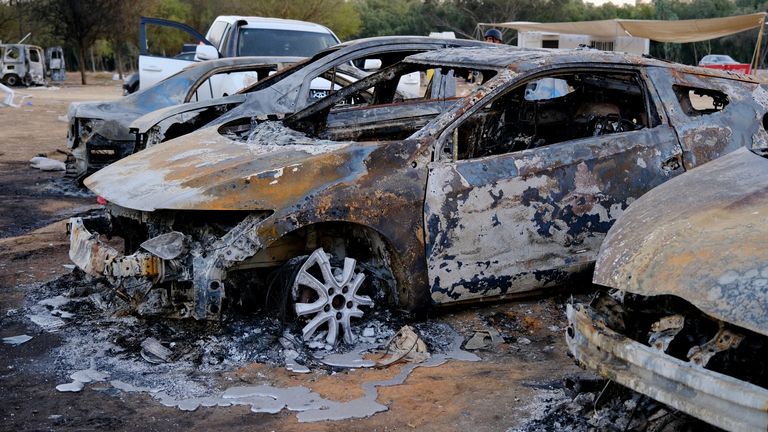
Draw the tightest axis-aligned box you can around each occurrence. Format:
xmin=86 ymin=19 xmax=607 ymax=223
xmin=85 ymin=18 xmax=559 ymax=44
xmin=482 ymin=12 xmax=767 ymax=43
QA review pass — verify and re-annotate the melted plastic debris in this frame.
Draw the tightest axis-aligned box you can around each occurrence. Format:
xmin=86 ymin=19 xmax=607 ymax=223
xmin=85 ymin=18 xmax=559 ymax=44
xmin=27 ymin=312 xmax=65 ymax=331
xmin=110 ymin=380 xmax=156 ymax=393
xmin=56 ymin=368 xmax=109 ymax=393
xmin=27 ymin=294 xmax=75 ymax=331
xmin=2 ymin=334 xmax=33 ymax=345
xmin=320 ymin=344 xmax=378 ymax=368
xmin=55 ymin=381 xmax=84 ymax=392
xmin=130 ymin=329 xmax=479 ymax=421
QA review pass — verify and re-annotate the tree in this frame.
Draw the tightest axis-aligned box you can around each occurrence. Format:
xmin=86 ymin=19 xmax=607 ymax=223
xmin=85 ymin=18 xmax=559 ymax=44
xmin=31 ymin=0 xmax=121 ymax=84
xmin=107 ymin=1 xmax=148 ymax=79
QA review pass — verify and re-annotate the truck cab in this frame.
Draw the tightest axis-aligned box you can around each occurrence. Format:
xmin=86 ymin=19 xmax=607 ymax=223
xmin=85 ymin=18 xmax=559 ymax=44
xmin=1 ymin=44 xmax=46 ymax=87
xmin=137 ymin=15 xmax=339 ymax=91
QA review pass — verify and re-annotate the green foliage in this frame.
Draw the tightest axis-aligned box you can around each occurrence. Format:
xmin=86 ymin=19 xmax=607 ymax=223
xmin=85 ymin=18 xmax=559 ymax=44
xmin=5 ymin=0 xmax=768 ymax=74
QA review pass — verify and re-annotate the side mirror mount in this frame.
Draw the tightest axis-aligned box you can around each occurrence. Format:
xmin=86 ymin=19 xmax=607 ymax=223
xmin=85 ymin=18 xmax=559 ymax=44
xmin=363 ymin=59 xmax=382 ymax=71
xmin=194 ymin=44 xmax=219 ymax=61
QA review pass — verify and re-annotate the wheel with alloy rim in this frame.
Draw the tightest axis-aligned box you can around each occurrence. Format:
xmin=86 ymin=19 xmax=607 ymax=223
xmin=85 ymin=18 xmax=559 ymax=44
xmin=292 ymin=248 xmax=373 ymax=345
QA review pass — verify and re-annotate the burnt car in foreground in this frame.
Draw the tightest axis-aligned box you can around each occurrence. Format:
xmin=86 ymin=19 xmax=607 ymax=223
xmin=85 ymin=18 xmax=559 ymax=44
xmin=66 ymin=56 xmax=298 ymax=181
xmin=69 ymin=47 xmax=768 ymax=346
xmin=567 ymin=146 xmax=768 ymax=432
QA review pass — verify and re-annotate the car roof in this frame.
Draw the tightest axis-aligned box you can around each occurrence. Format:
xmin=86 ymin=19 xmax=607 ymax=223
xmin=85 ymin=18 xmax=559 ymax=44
xmin=213 ymin=16 xmax=335 ymax=34
xmin=304 ymin=36 xmax=492 ymax=64
xmin=405 ymin=46 xmax=762 ymax=83
xmin=332 ymin=35 xmax=492 ymax=49
xmin=179 ymin=56 xmax=304 ymax=71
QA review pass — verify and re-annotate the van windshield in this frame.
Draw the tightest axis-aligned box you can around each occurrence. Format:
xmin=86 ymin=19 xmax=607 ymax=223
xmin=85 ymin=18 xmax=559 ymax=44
xmin=237 ymin=28 xmax=338 ymax=57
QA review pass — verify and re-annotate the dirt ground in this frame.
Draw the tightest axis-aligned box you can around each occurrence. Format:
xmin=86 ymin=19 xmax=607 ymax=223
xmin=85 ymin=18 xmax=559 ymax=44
xmin=0 ymin=74 xmax=704 ymax=432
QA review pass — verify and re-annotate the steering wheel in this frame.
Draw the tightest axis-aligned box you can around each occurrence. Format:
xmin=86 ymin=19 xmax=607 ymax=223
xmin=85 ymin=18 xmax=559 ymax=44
xmin=591 ymin=114 xmax=637 ymax=136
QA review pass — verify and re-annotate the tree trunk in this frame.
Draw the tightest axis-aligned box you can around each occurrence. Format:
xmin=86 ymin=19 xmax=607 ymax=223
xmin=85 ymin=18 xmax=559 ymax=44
xmin=115 ymin=42 xmax=124 ymax=79
xmin=77 ymin=43 xmax=87 ymax=85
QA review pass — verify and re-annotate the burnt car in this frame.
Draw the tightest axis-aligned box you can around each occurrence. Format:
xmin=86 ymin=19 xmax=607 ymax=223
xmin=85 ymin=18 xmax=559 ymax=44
xmin=65 ymin=56 xmax=299 ymax=181
xmin=127 ymin=36 xmax=491 ymax=149
xmin=566 ymin=146 xmax=768 ymax=432
xmin=69 ymin=47 xmax=768 ymax=346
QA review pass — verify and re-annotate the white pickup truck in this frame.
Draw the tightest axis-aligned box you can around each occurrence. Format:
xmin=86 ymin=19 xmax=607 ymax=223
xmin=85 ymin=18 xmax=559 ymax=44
xmin=136 ymin=15 xmax=340 ymax=92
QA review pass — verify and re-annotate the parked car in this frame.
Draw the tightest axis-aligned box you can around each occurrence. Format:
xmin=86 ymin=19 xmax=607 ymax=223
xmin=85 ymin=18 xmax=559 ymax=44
xmin=0 ymin=43 xmax=46 ymax=86
xmin=698 ymin=54 xmax=739 ymax=65
xmin=65 ymin=56 xmax=299 ymax=181
xmin=699 ymin=54 xmax=751 ymax=74
xmin=567 ymin=146 xmax=768 ymax=432
xmin=68 ymin=47 xmax=768 ymax=345
xmin=135 ymin=16 xmax=339 ymax=92
xmin=70 ymin=36 xmax=484 ymax=178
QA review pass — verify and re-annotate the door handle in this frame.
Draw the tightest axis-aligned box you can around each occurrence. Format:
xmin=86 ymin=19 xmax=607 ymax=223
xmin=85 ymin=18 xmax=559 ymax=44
xmin=143 ymin=66 xmax=162 ymax=72
xmin=661 ymin=153 xmax=682 ymax=173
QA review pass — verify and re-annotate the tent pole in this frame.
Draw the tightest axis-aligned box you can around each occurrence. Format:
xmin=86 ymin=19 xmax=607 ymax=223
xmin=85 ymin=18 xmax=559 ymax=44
xmin=751 ymin=16 xmax=765 ymax=73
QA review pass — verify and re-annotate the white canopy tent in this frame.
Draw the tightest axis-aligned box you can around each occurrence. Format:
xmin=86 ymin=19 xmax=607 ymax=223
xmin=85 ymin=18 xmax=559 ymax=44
xmin=480 ymin=12 xmax=767 ymax=68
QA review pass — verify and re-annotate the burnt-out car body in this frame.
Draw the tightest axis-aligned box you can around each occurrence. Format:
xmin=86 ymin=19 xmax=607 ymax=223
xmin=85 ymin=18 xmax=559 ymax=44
xmin=69 ymin=47 xmax=768 ymax=345
xmin=66 ymin=56 xmax=297 ymax=181
xmin=127 ymin=36 xmax=491 ymax=150
xmin=566 ymin=146 xmax=768 ymax=432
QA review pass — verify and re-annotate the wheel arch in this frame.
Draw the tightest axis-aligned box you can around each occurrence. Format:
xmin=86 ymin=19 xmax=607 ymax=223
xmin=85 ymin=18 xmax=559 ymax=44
xmin=251 ymin=220 xmax=414 ymax=309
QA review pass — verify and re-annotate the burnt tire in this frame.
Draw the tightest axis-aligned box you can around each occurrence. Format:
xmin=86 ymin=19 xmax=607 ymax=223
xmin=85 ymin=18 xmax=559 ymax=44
xmin=2 ymin=74 xmax=20 ymax=87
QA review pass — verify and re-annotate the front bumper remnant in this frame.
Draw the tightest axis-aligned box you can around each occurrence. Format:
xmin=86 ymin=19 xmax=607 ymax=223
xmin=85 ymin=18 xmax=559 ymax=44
xmin=566 ymin=303 xmax=768 ymax=432
xmin=68 ymin=217 xmax=162 ymax=280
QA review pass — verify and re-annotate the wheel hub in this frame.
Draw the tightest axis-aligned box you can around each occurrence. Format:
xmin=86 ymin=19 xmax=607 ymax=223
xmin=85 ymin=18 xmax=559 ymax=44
xmin=292 ymin=248 xmax=373 ymax=344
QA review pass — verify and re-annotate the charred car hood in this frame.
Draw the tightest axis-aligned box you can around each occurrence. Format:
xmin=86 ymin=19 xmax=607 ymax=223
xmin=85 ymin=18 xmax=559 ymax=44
xmin=84 ymin=122 xmax=377 ymax=212
xmin=594 ymin=147 xmax=768 ymax=335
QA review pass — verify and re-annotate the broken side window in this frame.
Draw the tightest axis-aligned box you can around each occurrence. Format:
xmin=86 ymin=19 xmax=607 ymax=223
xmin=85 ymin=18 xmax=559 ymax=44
xmin=281 ymin=62 xmax=496 ymax=143
xmin=673 ymin=85 xmax=729 ymax=116
xmin=448 ymin=70 xmax=654 ymax=160
xmin=4 ymin=46 xmax=19 ymax=61
xmin=28 ymin=48 xmax=41 ymax=63
xmin=306 ymin=51 xmax=427 ymax=104
xmin=189 ymin=66 xmax=276 ymax=102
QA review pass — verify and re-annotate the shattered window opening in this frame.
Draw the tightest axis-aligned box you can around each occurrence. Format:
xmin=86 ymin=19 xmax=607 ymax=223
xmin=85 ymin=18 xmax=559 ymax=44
xmin=189 ymin=67 xmax=274 ymax=102
xmin=28 ymin=48 xmax=41 ymax=63
xmin=305 ymin=50 xmax=429 ymax=104
xmin=280 ymin=62 xmax=496 ymax=142
xmin=4 ymin=46 xmax=19 ymax=61
xmin=446 ymin=70 xmax=654 ymax=160
xmin=673 ymin=85 xmax=729 ymax=116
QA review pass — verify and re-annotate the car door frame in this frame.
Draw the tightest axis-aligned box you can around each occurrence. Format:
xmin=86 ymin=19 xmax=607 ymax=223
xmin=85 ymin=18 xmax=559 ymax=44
xmin=138 ymin=16 xmax=217 ymax=91
xmin=422 ymin=64 xmax=686 ymax=304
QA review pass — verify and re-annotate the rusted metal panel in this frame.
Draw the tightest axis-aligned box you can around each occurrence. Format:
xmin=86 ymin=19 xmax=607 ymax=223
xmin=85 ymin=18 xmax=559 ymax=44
xmin=594 ymin=147 xmax=768 ymax=336
xmin=69 ymin=218 xmax=121 ymax=276
xmin=424 ymin=127 xmax=684 ymax=303
xmin=69 ymin=217 xmax=162 ymax=280
xmin=645 ymin=67 xmax=768 ymax=168
xmin=566 ymin=303 xmax=768 ymax=432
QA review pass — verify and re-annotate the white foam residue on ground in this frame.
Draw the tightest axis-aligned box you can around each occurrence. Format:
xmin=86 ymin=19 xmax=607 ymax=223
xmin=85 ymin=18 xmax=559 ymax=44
xmin=2 ymin=334 xmax=33 ymax=345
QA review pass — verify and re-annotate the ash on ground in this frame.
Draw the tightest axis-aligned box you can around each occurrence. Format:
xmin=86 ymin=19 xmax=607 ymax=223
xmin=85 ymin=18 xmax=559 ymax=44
xmin=9 ymin=271 xmax=475 ymax=402
xmin=510 ymin=377 xmax=719 ymax=432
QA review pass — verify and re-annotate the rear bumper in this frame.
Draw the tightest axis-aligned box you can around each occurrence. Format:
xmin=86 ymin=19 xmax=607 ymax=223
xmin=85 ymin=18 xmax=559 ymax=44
xmin=566 ymin=303 xmax=768 ymax=432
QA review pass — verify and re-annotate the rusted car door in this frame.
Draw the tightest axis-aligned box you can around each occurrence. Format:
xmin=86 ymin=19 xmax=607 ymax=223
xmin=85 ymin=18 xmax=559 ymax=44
xmin=645 ymin=67 xmax=768 ymax=169
xmin=423 ymin=67 xmax=686 ymax=304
